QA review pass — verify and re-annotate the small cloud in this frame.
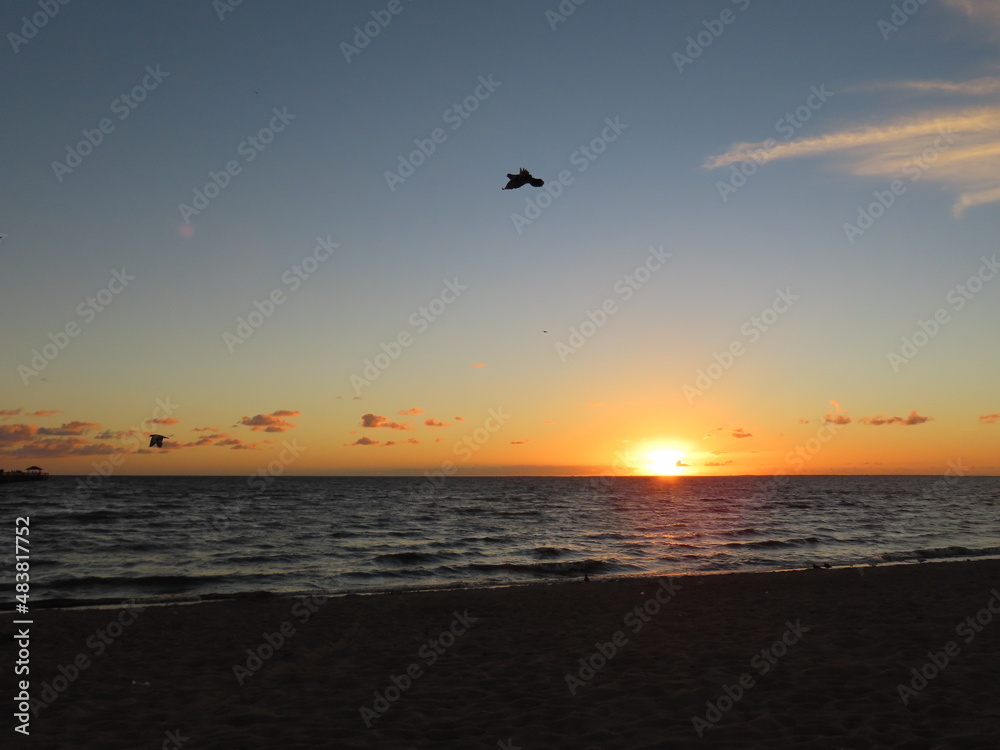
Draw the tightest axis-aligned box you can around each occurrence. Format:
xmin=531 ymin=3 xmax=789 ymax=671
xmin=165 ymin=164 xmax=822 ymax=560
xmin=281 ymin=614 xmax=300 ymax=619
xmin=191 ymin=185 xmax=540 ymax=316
xmin=731 ymin=429 xmax=752 ymax=439
xmin=797 ymin=418 xmax=810 ymax=424
xmin=676 ymin=460 xmax=690 ymax=467
xmin=379 ymin=438 xmax=420 ymax=447
xmin=454 ymin=416 xmax=465 ymax=422
xmin=424 ymin=419 xmax=450 ymax=428
xmin=0 ymin=408 xmax=59 ymax=420
xmin=37 ymin=421 xmax=100 ymax=436
xmin=979 ymin=413 xmax=1000 ymax=424
xmin=149 ymin=417 xmax=180 ymax=425
xmin=164 ymin=433 xmax=257 ymax=450
xmin=0 ymin=424 xmax=38 ymax=443
xmin=348 ymin=436 xmax=379 ymax=446
xmin=471 ymin=363 xmax=486 ymax=368
xmin=192 ymin=426 xmax=220 ymax=432
xmin=94 ymin=429 xmax=139 ymax=441
xmin=237 ymin=411 xmax=299 ymax=432
xmin=1 ymin=435 xmax=120 ymax=459
xmin=824 ymin=401 xmax=852 ymax=425
xmin=360 ymin=413 xmax=410 ymax=430
xmin=399 ymin=407 xmax=424 ymax=415
xmin=704 ymin=460 xmax=734 ymax=467
xmin=510 ymin=439 xmax=530 ymax=445
xmin=860 ymin=410 xmax=932 ymax=426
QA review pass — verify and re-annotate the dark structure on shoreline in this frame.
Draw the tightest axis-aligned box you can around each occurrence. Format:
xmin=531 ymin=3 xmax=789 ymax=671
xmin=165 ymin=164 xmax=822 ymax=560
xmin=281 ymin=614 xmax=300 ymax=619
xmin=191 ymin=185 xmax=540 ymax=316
xmin=0 ymin=466 xmax=48 ymax=483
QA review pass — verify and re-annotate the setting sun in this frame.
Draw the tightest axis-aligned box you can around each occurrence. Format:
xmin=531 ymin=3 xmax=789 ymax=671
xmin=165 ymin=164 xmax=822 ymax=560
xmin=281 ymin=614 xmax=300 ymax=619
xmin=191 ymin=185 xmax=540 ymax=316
xmin=643 ymin=449 xmax=689 ymax=476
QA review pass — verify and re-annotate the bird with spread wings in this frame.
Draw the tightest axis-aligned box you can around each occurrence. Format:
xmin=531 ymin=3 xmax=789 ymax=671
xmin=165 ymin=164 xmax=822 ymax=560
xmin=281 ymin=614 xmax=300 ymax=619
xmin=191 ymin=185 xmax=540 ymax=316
xmin=502 ymin=168 xmax=544 ymax=190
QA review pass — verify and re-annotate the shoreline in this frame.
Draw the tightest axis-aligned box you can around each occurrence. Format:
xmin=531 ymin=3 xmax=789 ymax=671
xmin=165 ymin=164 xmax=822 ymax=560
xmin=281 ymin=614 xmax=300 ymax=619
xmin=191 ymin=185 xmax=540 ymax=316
xmin=9 ymin=558 xmax=1000 ymax=747
xmin=9 ymin=554 xmax=1000 ymax=613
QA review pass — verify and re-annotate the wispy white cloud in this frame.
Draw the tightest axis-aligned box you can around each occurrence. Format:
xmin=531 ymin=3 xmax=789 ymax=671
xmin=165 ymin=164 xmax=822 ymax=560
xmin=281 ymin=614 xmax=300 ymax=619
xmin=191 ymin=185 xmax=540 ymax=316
xmin=705 ymin=0 xmax=1000 ymax=216
xmin=705 ymin=103 xmax=1000 ymax=217
xmin=945 ymin=0 xmax=1000 ymax=35
xmin=873 ymin=77 xmax=1000 ymax=96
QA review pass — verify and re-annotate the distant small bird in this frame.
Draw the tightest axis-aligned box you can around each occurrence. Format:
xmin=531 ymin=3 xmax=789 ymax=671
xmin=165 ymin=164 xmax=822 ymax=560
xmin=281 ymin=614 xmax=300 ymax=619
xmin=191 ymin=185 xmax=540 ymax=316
xmin=148 ymin=434 xmax=169 ymax=448
xmin=503 ymin=168 xmax=544 ymax=190
xmin=584 ymin=574 xmax=590 ymax=582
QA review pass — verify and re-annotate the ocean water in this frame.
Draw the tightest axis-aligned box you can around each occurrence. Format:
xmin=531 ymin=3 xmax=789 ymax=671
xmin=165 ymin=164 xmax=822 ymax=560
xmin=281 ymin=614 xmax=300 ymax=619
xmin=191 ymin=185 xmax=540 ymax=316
xmin=2 ymin=475 xmax=999 ymax=606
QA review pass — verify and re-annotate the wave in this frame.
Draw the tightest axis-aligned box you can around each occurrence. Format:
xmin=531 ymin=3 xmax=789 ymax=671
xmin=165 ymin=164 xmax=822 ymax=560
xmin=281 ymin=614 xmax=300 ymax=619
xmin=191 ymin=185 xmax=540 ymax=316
xmin=532 ymin=546 xmax=570 ymax=558
xmin=718 ymin=527 xmax=762 ymax=538
xmin=879 ymin=545 xmax=1000 ymax=562
xmin=64 ymin=509 xmax=136 ymax=522
xmin=35 ymin=572 xmax=240 ymax=595
xmin=6 ymin=474 xmax=998 ymax=604
xmin=460 ymin=535 xmax=510 ymax=543
xmin=447 ymin=503 xmax=544 ymax=517
xmin=468 ymin=558 xmax=635 ymax=577
xmin=19 ymin=568 xmax=306 ymax=594
xmin=372 ymin=551 xmax=450 ymax=565
xmin=722 ymin=536 xmax=820 ymax=549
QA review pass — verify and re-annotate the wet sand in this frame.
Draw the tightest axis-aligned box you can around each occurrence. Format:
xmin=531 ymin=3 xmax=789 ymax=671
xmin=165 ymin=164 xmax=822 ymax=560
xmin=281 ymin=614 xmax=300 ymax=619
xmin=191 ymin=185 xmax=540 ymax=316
xmin=8 ymin=559 xmax=1000 ymax=749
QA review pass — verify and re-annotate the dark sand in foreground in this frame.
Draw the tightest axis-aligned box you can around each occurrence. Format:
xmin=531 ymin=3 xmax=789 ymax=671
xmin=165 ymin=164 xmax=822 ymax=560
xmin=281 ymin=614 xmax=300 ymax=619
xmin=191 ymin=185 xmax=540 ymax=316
xmin=8 ymin=559 xmax=1000 ymax=749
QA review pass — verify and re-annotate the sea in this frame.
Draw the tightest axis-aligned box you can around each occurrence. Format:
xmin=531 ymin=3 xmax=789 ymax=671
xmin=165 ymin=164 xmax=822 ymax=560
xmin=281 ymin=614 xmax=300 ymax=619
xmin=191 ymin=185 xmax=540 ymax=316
xmin=2 ymin=475 xmax=999 ymax=608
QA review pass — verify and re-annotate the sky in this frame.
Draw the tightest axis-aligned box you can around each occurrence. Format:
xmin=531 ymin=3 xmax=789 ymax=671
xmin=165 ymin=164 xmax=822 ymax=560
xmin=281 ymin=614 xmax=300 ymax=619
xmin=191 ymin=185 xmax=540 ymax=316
xmin=2 ymin=0 xmax=999 ymax=478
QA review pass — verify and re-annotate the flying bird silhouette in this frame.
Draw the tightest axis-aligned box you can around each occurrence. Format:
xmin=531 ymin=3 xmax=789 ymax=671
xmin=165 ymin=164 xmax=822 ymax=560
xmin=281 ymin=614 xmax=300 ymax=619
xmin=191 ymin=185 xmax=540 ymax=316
xmin=148 ymin=434 xmax=169 ymax=448
xmin=503 ymin=168 xmax=544 ymax=190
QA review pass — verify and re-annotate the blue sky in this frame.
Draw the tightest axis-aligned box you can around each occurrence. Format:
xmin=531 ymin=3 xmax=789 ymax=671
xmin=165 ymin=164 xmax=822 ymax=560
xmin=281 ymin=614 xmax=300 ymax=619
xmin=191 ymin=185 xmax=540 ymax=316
xmin=2 ymin=0 xmax=999 ymax=476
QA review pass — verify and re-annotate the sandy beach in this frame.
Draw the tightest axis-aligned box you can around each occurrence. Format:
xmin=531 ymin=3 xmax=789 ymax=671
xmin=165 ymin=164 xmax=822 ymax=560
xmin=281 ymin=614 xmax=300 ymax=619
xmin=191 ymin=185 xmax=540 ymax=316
xmin=8 ymin=559 xmax=1000 ymax=749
